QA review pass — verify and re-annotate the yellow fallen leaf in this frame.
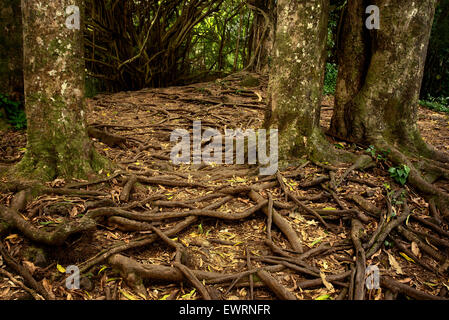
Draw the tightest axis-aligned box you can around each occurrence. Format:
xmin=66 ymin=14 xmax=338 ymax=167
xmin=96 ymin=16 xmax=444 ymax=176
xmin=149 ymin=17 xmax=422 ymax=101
xmin=57 ymin=264 xmax=66 ymax=273
xmin=424 ymin=282 xmax=438 ymax=287
xmin=399 ymin=252 xmax=416 ymax=263
xmin=98 ymin=265 xmax=108 ymax=275
xmin=5 ymin=234 xmax=19 ymax=240
xmin=138 ymin=293 xmax=147 ymax=300
xmin=120 ymin=289 xmax=139 ymax=300
xmin=181 ymin=288 xmax=196 ymax=299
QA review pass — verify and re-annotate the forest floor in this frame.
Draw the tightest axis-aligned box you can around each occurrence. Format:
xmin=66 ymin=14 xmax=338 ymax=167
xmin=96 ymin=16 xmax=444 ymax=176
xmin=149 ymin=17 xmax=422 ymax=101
xmin=1 ymin=72 xmax=449 ymax=300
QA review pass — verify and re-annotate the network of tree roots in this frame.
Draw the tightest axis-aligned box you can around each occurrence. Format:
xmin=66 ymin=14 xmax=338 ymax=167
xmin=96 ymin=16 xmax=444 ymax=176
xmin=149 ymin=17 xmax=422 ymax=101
xmin=1 ymin=72 xmax=449 ymax=300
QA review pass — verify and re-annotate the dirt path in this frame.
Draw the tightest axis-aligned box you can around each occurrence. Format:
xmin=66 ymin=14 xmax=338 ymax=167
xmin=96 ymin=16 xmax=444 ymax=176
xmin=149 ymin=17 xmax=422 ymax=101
xmin=0 ymin=72 xmax=448 ymax=300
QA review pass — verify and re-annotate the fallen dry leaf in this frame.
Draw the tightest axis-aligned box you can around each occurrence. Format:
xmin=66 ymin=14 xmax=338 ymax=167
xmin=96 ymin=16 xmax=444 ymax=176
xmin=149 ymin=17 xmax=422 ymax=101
xmin=320 ymin=272 xmax=335 ymax=292
xmin=22 ymin=261 xmax=37 ymax=275
xmin=387 ymin=251 xmax=404 ymax=275
xmin=411 ymin=241 xmax=421 ymax=258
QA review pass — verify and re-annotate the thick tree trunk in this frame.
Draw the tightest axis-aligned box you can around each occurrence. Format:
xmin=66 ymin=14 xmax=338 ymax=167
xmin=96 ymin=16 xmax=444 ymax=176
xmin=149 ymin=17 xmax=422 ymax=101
xmin=266 ymin=0 xmax=345 ymax=164
xmin=17 ymin=0 xmax=105 ymax=180
xmin=328 ymin=0 xmax=369 ymax=141
xmin=330 ymin=0 xmax=437 ymax=152
xmin=330 ymin=0 xmax=449 ymax=217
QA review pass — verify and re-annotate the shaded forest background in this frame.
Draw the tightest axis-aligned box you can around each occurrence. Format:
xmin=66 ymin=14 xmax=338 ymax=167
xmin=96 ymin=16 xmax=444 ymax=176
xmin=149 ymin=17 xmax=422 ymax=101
xmin=0 ymin=0 xmax=448 ymax=130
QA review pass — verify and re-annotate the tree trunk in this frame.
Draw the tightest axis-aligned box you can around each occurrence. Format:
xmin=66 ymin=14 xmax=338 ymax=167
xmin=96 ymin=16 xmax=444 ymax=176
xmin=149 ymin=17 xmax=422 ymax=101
xmin=246 ymin=0 xmax=275 ymax=73
xmin=330 ymin=0 xmax=449 ymax=217
xmin=331 ymin=0 xmax=437 ymax=150
xmin=328 ymin=0 xmax=370 ymax=141
xmin=17 ymin=0 xmax=105 ymax=180
xmin=266 ymin=0 xmax=346 ymax=164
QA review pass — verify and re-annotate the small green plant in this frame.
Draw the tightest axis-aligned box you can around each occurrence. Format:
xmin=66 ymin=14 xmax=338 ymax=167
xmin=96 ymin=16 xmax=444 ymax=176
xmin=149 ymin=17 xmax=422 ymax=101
xmin=419 ymin=95 xmax=449 ymax=113
xmin=388 ymin=164 xmax=410 ymax=185
xmin=85 ymin=76 xmax=100 ymax=98
xmin=391 ymin=190 xmax=406 ymax=206
xmin=366 ymin=145 xmax=376 ymax=157
xmin=0 ymin=94 xmax=26 ymax=130
xmin=366 ymin=145 xmax=390 ymax=161
xmin=384 ymin=240 xmax=393 ymax=248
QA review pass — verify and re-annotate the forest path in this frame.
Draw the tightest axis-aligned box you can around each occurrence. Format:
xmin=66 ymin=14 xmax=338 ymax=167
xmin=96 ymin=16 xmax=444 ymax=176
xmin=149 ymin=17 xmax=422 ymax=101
xmin=1 ymin=72 xmax=449 ymax=300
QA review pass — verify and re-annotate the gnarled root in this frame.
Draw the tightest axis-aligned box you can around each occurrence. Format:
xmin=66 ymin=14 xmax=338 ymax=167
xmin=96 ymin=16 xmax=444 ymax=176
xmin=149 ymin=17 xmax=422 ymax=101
xmin=372 ymin=138 xmax=449 ymax=221
xmin=0 ymin=205 xmax=96 ymax=246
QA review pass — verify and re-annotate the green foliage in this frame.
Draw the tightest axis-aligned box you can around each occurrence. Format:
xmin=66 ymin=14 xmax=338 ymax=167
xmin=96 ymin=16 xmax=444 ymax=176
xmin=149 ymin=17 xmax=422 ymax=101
xmin=365 ymin=145 xmax=376 ymax=157
xmin=0 ymin=93 xmax=26 ymax=130
xmin=85 ymin=76 xmax=103 ymax=98
xmin=388 ymin=164 xmax=410 ymax=186
xmin=323 ymin=63 xmax=338 ymax=95
xmin=326 ymin=1 xmax=346 ymax=63
xmin=419 ymin=95 xmax=449 ymax=113
xmin=326 ymin=13 xmax=337 ymax=60
xmin=189 ymin=0 xmax=251 ymax=75
xmin=365 ymin=145 xmax=390 ymax=161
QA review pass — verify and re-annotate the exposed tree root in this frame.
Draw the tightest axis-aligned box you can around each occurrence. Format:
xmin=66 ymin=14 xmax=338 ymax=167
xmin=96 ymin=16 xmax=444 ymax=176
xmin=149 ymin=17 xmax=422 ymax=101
xmin=0 ymin=267 xmax=43 ymax=300
xmin=2 ymin=74 xmax=449 ymax=300
xmin=2 ymin=149 xmax=448 ymax=300
xmin=365 ymin=200 xmax=410 ymax=258
xmin=256 ymin=269 xmax=296 ymax=300
xmin=296 ymin=271 xmax=351 ymax=290
xmin=248 ymin=188 xmax=303 ymax=253
xmin=372 ymin=139 xmax=449 ymax=219
xmin=0 ymin=205 xmax=96 ymax=246
xmin=0 ymin=241 xmax=52 ymax=299
xmin=79 ymin=216 xmax=199 ymax=274
xmin=380 ymin=276 xmax=448 ymax=300
xmin=350 ymin=219 xmax=366 ymax=300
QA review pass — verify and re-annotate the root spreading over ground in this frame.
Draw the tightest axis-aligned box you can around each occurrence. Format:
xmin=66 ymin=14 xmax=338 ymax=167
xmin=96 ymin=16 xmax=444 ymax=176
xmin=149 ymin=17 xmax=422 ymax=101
xmin=1 ymin=72 xmax=449 ymax=300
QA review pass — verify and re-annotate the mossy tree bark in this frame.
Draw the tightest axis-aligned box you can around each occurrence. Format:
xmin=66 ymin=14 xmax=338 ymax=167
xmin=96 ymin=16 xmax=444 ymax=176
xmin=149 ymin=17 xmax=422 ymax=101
xmin=265 ymin=0 xmax=352 ymax=165
xmin=328 ymin=0 xmax=369 ymax=141
xmin=330 ymin=0 xmax=449 ymax=217
xmin=330 ymin=0 xmax=437 ymax=149
xmin=17 ymin=0 xmax=105 ymax=181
